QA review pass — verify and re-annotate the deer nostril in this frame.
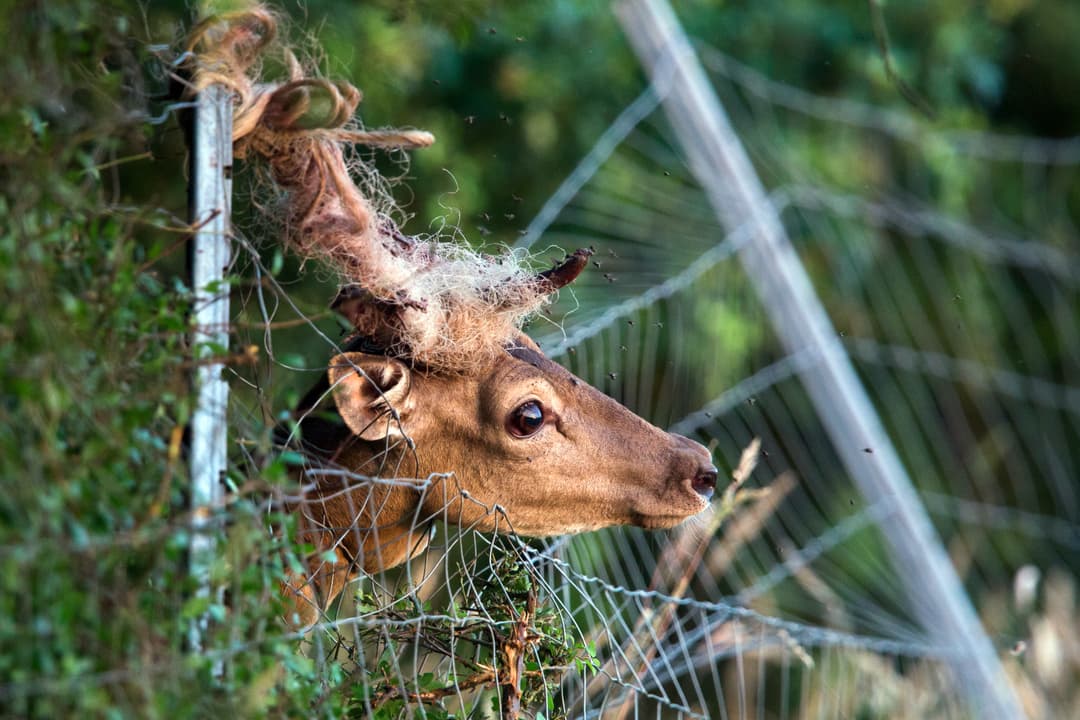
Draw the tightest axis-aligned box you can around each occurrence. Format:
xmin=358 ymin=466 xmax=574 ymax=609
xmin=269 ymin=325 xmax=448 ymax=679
xmin=692 ymin=467 xmax=718 ymax=498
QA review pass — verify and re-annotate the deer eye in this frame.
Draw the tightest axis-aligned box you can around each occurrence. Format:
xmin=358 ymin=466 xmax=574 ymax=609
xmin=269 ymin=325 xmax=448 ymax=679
xmin=507 ymin=401 xmax=545 ymax=438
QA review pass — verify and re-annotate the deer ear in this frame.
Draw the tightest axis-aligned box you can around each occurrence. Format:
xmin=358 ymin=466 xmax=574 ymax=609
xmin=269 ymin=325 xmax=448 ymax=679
xmin=327 ymin=353 xmax=413 ymax=441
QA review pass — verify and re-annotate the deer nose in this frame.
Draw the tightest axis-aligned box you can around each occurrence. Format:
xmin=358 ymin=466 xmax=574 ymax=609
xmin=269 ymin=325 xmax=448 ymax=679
xmin=692 ymin=466 xmax=718 ymax=499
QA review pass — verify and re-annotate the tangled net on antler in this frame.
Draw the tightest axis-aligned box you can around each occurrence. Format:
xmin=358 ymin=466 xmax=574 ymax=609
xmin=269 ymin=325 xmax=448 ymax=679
xmin=184 ymin=8 xmax=589 ymax=370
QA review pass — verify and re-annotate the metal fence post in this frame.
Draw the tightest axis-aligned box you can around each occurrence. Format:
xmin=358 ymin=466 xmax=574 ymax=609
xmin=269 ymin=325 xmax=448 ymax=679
xmin=615 ymin=0 xmax=1025 ymax=717
xmin=188 ymin=83 xmax=233 ymax=654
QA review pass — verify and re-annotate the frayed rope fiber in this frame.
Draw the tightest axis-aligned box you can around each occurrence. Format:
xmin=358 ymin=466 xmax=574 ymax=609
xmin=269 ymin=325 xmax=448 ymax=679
xmin=184 ymin=7 xmax=588 ymax=371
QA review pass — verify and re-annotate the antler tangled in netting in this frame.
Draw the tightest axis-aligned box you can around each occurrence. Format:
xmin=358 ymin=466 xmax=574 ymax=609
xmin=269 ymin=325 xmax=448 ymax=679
xmin=184 ymin=8 xmax=589 ymax=370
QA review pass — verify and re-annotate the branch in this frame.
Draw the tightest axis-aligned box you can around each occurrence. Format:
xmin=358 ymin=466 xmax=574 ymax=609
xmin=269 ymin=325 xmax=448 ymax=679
xmin=373 ymin=669 xmax=496 ymax=708
xmin=868 ymin=0 xmax=937 ymax=119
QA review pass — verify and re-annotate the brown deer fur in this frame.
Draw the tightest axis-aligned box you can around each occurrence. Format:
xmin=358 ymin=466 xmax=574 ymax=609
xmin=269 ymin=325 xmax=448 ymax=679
xmin=284 ymin=333 xmax=717 ymax=626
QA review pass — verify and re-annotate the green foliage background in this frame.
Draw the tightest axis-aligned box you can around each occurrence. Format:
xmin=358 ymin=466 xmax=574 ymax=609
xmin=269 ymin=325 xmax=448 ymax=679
xmin=1 ymin=0 xmax=1078 ymax=717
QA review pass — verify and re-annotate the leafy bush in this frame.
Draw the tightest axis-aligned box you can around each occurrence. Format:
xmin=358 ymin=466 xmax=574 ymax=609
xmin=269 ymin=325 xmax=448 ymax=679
xmin=0 ymin=2 xmax=314 ymax=716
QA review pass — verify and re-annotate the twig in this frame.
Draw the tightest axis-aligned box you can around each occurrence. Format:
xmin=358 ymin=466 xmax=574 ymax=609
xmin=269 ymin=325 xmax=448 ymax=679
xmin=373 ymin=668 xmax=496 ymax=708
xmin=89 ymin=150 xmax=154 ymax=173
xmin=704 ymin=472 xmax=796 ymax=578
xmin=589 ymin=440 xmax=771 ymax=713
xmin=232 ymin=312 xmax=332 ymax=329
xmin=868 ymin=0 xmax=937 ymax=119
xmin=139 ymin=423 xmax=185 ymax=528
xmin=132 ymin=210 xmax=223 ymax=273
xmin=176 ymin=345 xmax=261 ymax=370
xmin=500 ymin=583 xmax=536 ymax=720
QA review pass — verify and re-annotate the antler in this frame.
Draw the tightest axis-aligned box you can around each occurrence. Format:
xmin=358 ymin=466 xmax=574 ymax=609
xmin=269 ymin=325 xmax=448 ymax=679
xmin=185 ymin=9 xmax=587 ymax=370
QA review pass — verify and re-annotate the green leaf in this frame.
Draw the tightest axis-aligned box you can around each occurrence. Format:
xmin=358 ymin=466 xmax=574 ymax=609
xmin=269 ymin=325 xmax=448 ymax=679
xmin=180 ymin=595 xmax=212 ymax=620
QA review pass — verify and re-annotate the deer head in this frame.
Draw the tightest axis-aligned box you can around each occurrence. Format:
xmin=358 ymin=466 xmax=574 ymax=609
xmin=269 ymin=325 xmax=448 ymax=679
xmin=185 ymin=10 xmax=717 ymax=627
xmin=285 ymin=298 xmax=717 ymax=627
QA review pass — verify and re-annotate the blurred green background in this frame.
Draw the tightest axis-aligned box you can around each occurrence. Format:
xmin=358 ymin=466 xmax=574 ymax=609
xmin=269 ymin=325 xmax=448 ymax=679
xmin=2 ymin=0 xmax=1078 ymax=717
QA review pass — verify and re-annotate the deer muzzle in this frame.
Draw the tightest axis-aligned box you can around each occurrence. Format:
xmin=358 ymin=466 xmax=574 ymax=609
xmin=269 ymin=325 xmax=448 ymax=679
xmin=671 ymin=433 xmax=719 ymax=501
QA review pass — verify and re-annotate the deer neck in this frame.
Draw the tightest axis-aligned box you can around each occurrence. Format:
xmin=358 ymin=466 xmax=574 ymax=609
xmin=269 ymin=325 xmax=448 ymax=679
xmin=307 ymin=438 xmax=432 ymax=574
